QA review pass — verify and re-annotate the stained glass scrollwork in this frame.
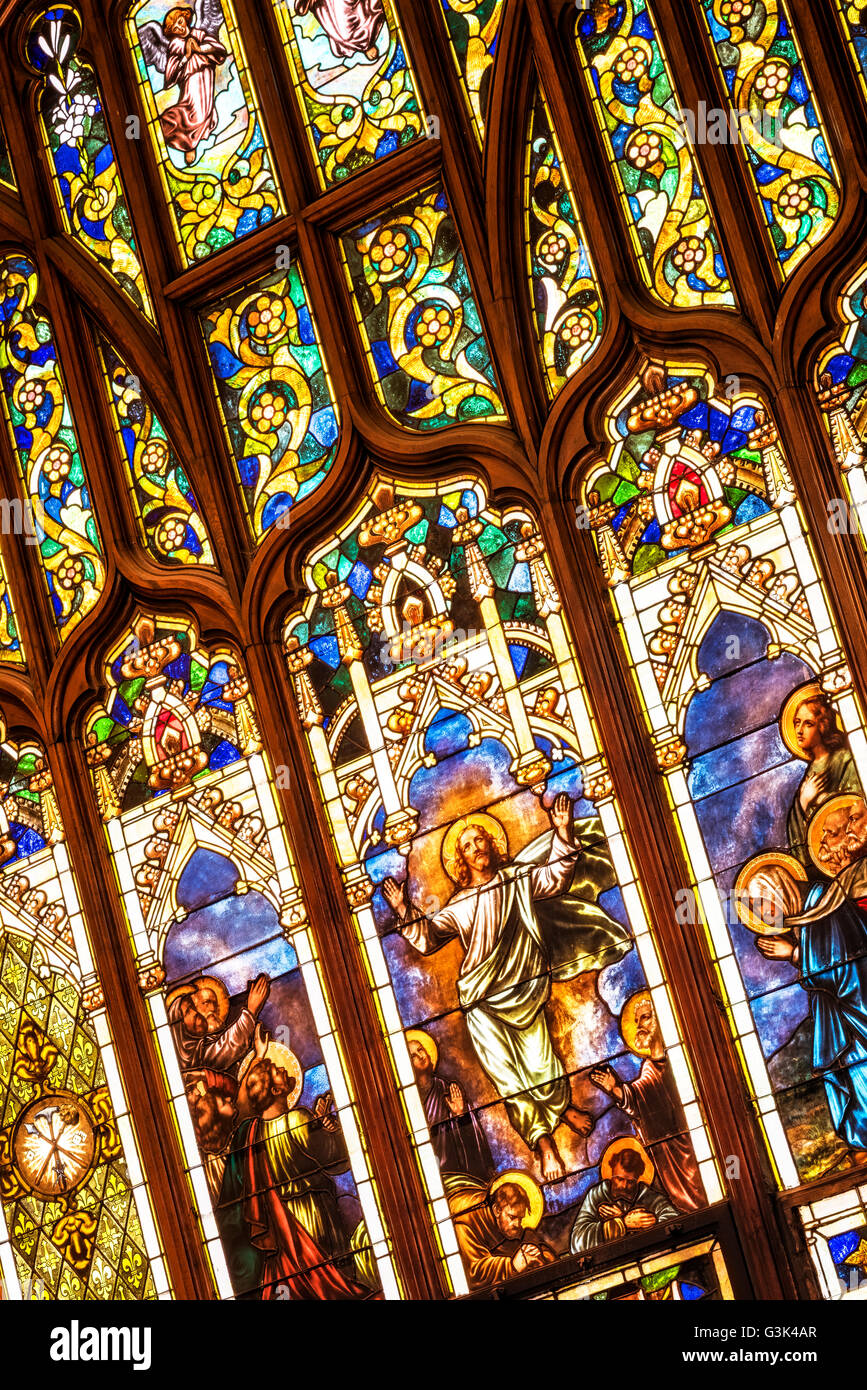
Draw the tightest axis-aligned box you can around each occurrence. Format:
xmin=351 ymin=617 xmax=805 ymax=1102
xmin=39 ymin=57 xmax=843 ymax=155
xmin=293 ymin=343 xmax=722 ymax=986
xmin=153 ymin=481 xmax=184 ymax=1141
xmin=0 ymin=253 xmax=105 ymax=641
xmin=95 ymin=336 xmax=214 ymax=568
xmin=273 ymin=0 xmax=423 ymax=189
xmin=836 ymin=0 xmax=867 ymax=95
xmin=283 ymin=475 xmax=721 ymax=1296
xmin=27 ymin=6 xmax=155 ymax=326
xmin=127 ymin=0 xmax=283 ymax=267
xmin=574 ymin=0 xmax=735 ymax=309
xmin=583 ymin=358 xmax=867 ymax=1190
xmin=815 ymin=262 xmax=867 ymax=550
xmin=438 ymin=0 xmax=505 ymax=146
xmin=200 ymin=261 xmax=340 ymax=541
xmin=0 ymin=114 xmax=16 ymax=192
xmin=341 ymin=185 xmax=507 ymax=430
xmin=525 ymin=84 xmax=604 ymax=399
xmin=698 ymin=0 xmax=839 ymax=279
xmin=0 ymin=723 xmax=169 ymax=1301
xmin=85 ymin=615 xmax=398 ymax=1300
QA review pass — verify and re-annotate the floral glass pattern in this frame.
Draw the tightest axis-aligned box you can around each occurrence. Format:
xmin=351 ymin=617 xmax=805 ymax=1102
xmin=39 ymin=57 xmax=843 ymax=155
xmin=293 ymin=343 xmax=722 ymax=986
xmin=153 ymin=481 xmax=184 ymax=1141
xmin=574 ymin=0 xmax=734 ymax=309
xmin=85 ymin=615 xmax=398 ymax=1300
xmin=27 ymin=7 xmax=154 ymax=326
xmin=341 ymin=185 xmax=506 ymax=430
xmin=583 ymin=359 xmax=867 ymax=1189
xmin=127 ymin=0 xmax=283 ymax=267
xmin=273 ymin=0 xmax=423 ymax=189
xmin=0 ymin=726 xmax=168 ymax=1302
xmin=0 ymin=253 xmax=104 ymax=641
xmin=96 ymin=336 xmax=214 ymax=568
xmin=284 ymin=475 xmax=720 ymax=1296
xmin=438 ymin=0 xmax=505 ymax=146
xmin=525 ymin=84 xmax=604 ymax=399
xmin=200 ymin=261 xmax=340 ymax=541
xmin=698 ymin=0 xmax=839 ymax=279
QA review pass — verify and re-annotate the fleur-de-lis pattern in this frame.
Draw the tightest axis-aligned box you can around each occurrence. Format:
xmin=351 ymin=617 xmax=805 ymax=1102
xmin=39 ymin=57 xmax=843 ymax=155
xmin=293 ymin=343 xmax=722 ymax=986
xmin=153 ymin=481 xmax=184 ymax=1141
xmin=0 ymin=253 xmax=104 ymax=640
xmin=96 ymin=336 xmax=214 ymax=567
xmin=273 ymin=0 xmax=423 ymax=188
xmin=438 ymin=0 xmax=505 ymax=145
xmin=201 ymin=262 xmax=340 ymax=540
xmin=342 ymin=184 xmax=506 ymax=430
xmin=698 ymin=0 xmax=839 ymax=279
xmin=127 ymin=0 xmax=283 ymax=267
xmin=28 ymin=7 xmax=154 ymax=325
xmin=574 ymin=0 xmax=735 ymax=308
xmin=526 ymin=85 xmax=604 ymax=398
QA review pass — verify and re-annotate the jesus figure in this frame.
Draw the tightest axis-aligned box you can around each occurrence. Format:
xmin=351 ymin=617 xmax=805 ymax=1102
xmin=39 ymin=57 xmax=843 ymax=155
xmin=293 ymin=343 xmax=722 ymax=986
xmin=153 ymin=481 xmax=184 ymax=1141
xmin=383 ymin=793 xmax=632 ymax=1181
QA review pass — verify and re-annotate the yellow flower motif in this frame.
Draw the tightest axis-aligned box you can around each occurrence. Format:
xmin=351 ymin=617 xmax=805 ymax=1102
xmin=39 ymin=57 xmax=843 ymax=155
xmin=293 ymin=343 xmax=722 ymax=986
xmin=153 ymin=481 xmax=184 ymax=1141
xmin=55 ymin=556 xmax=85 ymax=590
xmin=626 ymin=130 xmax=662 ymax=171
xmin=370 ymin=229 xmax=410 ymax=277
xmin=250 ymin=390 xmax=287 ymax=431
xmin=754 ymin=59 xmax=789 ymax=101
xmin=141 ymin=439 xmax=170 ymax=474
xmin=671 ymin=236 xmax=706 ymax=273
xmin=558 ymin=310 xmax=595 ymax=349
xmin=614 ymin=45 xmax=649 ymax=84
xmin=247 ymin=294 xmax=287 ymax=344
xmin=538 ymin=231 xmax=569 ymax=271
xmin=43 ymin=444 xmax=73 ymax=484
xmin=157 ymin=518 xmax=186 ymax=552
xmin=777 ymin=181 xmax=813 ymax=218
xmin=417 ymin=304 xmax=453 ymax=347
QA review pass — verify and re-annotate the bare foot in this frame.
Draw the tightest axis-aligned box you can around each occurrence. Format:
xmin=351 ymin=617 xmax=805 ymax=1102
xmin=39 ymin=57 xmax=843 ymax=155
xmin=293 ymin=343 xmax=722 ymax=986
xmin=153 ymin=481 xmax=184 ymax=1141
xmin=562 ymin=1105 xmax=595 ymax=1138
xmin=365 ymin=45 xmax=379 ymax=59
xmin=185 ymin=150 xmax=197 ymax=165
xmin=536 ymin=1134 xmax=565 ymax=1182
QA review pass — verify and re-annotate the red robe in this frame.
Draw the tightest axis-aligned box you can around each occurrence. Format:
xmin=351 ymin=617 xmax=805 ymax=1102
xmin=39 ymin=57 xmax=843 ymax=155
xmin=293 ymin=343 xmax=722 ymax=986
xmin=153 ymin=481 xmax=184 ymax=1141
xmin=619 ymin=1057 xmax=706 ymax=1213
xmin=242 ymin=1117 xmax=378 ymax=1300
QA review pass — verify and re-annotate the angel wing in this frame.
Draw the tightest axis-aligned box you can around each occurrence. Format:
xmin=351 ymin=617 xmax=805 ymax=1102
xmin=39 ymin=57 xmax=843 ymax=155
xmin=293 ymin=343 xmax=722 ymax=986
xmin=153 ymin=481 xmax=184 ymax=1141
xmin=196 ymin=0 xmax=225 ymax=36
xmin=138 ymin=20 xmax=170 ymax=75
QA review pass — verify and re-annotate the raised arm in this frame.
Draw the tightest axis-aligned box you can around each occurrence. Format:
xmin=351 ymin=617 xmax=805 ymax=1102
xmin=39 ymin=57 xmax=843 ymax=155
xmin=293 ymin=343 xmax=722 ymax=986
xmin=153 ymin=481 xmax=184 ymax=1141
xmin=530 ymin=794 xmax=581 ymax=899
xmin=382 ymin=876 xmax=459 ymax=955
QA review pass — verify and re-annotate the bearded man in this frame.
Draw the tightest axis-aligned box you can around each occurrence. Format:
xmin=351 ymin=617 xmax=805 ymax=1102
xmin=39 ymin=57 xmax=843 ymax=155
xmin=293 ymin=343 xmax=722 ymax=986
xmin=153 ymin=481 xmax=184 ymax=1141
xmin=384 ymin=793 xmax=631 ymax=1181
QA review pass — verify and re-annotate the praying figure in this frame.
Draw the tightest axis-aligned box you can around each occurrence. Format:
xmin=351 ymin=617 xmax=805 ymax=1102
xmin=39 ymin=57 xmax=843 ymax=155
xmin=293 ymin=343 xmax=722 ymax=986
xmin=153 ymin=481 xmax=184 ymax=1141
xmin=139 ymin=2 xmax=229 ymax=166
xmin=294 ymin=0 xmax=385 ymax=61
xmin=570 ymin=1139 xmax=679 ymax=1253
xmin=383 ymin=794 xmax=632 ymax=1182
xmin=406 ymin=1028 xmax=493 ymax=1183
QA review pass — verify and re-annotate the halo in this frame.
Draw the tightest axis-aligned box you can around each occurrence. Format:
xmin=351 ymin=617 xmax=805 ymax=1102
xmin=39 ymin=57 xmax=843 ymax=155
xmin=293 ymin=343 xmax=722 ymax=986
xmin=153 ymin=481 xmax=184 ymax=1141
xmin=441 ymin=813 xmax=508 ymax=884
xmin=600 ymin=1136 xmax=654 ymax=1186
xmin=406 ymin=1028 xmax=438 ymax=1072
xmin=165 ymin=976 xmax=231 ymax=1032
xmin=733 ymin=852 xmax=808 ymax=933
xmin=806 ymin=794 xmax=866 ymax=875
xmin=238 ymin=1041 xmax=304 ymax=1109
xmin=488 ymin=1170 xmax=545 ymax=1230
xmin=779 ymin=681 xmax=839 ymax=760
xmin=620 ymin=990 xmax=655 ymax=1057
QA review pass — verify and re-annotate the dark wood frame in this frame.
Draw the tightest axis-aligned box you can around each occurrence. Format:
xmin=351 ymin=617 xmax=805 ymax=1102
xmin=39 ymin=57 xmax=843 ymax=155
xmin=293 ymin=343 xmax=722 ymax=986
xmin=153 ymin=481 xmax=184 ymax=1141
xmin=0 ymin=0 xmax=863 ymax=1300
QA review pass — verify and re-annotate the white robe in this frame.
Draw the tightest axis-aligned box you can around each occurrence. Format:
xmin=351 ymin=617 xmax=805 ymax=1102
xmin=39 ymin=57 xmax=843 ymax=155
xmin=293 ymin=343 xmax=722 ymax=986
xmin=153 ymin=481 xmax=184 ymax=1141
xmin=402 ymin=835 xmax=579 ymax=1148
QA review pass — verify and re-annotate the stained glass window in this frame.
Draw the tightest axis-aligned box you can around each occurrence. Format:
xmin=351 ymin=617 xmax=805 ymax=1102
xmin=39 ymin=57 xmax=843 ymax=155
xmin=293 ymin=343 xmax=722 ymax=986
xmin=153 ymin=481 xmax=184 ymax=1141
xmin=85 ymin=616 xmax=398 ymax=1300
xmin=341 ymin=185 xmax=506 ymax=430
xmin=697 ymin=0 xmax=839 ymax=279
xmin=283 ymin=475 xmax=720 ymax=1296
xmin=574 ymin=0 xmax=735 ymax=310
xmin=439 ymin=0 xmax=505 ymax=147
xmin=815 ymin=262 xmax=867 ymax=546
xmin=95 ymin=336 xmax=214 ymax=568
xmin=525 ymin=84 xmax=604 ymax=399
xmin=200 ymin=261 xmax=340 ymax=541
xmin=27 ymin=7 xmax=154 ymax=327
xmin=582 ymin=359 xmax=867 ymax=1188
xmin=0 ymin=113 xmax=16 ymax=192
xmin=836 ymin=0 xmax=867 ymax=92
xmin=0 ymin=253 xmax=104 ymax=641
xmin=0 ymin=725 xmax=169 ymax=1301
xmin=532 ymin=1234 xmax=734 ymax=1301
xmin=273 ymin=0 xmax=423 ymax=189
xmin=0 ymin=547 xmax=24 ymax=667
xmin=126 ymin=0 xmax=283 ymax=267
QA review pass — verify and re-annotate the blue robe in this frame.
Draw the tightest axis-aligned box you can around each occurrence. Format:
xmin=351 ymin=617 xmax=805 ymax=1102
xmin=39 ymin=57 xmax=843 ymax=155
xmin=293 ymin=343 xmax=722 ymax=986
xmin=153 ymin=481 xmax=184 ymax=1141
xmin=794 ymin=884 xmax=867 ymax=1151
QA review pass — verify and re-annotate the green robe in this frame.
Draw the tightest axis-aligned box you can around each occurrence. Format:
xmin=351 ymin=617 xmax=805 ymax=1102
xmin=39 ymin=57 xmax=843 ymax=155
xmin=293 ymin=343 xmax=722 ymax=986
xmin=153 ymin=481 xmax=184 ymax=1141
xmin=787 ymin=748 xmax=860 ymax=868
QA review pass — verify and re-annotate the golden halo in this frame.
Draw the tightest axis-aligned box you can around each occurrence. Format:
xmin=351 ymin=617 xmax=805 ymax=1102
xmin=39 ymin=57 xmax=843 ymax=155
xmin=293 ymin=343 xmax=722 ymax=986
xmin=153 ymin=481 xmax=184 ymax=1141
xmin=238 ymin=1041 xmax=304 ymax=1110
xmin=733 ymin=851 xmax=808 ymax=933
xmin=165 ymin=976 xmax=231 ymax=1033
xmin=779 ymin=681 xmax=839 ymax=760
xmin=600 ymin=1137 xmax=654 ymax=1186
xmin=488 ymin=1170 xmax=545 ymax=1230
xmin=441 ymin=813 xmax=508 ymax=884
xmin=806 ymin=794 xmax=866 ymax=875
xmin=620 ymin=990 xmax=654 ymax=1057
xmin=406 ymin=1028 xmax=438 ymax=1072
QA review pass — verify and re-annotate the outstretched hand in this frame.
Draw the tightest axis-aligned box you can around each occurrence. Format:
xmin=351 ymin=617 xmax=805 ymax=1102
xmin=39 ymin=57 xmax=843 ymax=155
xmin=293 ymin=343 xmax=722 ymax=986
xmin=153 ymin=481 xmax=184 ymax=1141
xmin=247 ymin=973 xmax=271 ymax=1017
xmin=253 ymin=1023 xmax=270 ymax=1060
xmin=756 ymin=934 xmax=795 ymax=961
xmin=445 ymin=1082 xmax=466 ymax=1117
xmin=549 ymin=792 xmax=574 ymax=842
xmin=383 ymin=876 xmax=408 ymax=918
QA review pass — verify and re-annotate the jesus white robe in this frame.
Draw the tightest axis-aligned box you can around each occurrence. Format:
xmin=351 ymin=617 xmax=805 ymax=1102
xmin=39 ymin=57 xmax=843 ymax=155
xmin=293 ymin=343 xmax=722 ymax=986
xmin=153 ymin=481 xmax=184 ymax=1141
xmin=402 ymin=829 xmax=630 ymax=1148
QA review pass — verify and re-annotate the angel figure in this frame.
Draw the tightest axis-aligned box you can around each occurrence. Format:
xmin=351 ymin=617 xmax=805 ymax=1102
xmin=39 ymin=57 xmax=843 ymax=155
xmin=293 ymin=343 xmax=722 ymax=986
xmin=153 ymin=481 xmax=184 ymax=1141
xmin=139 ymin=2 xmax=229 ymax=165
xmin=294 ymin=0 xmax=386 ymax=61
